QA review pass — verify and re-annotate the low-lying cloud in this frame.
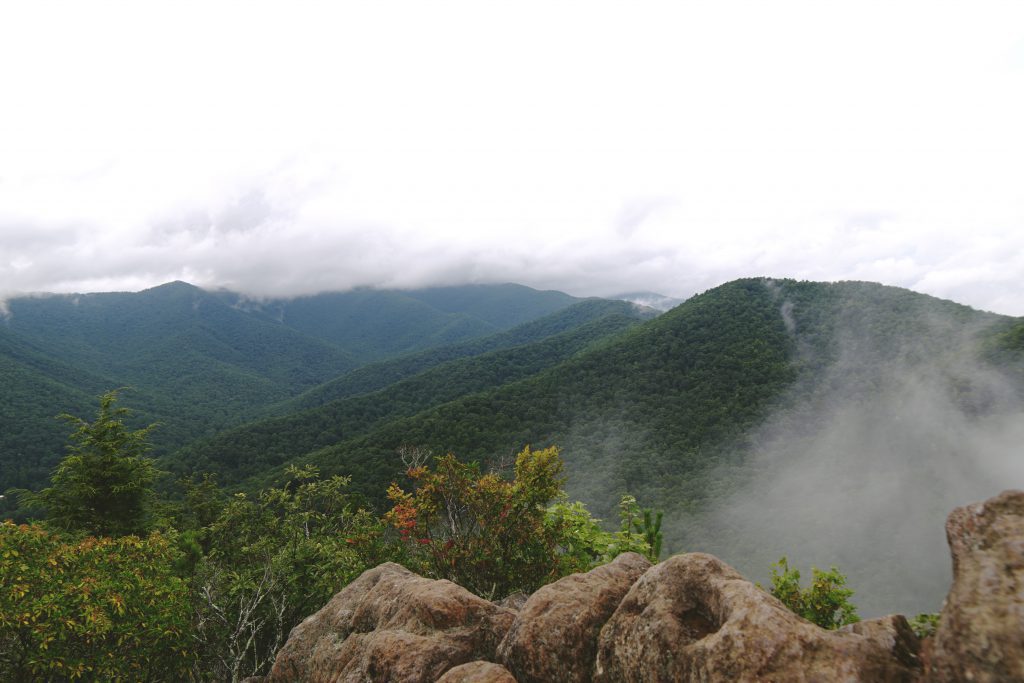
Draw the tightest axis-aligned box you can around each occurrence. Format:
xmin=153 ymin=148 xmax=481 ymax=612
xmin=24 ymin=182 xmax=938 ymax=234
xmin=692 ymin=296 xmax=1024 ymax=617
xmin=2 ymin=156 xmax=1023 ymax=317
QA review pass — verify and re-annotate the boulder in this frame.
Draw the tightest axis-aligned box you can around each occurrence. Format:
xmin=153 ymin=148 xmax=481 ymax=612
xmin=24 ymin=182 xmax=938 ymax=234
xmin=266 ymin=562 xmax=515 ymax=683
xmin=840 ymin=614 xmax=921 ymax=671
xmin=497 ymin=552 xmax=651 ymax=683
xmin=593 ymin=553 xmax=921 ymax=682
xmin=928 ymin=489 xmax=1024 ymax=682
xmin=436 ymin=661 xmax=518 ymax=682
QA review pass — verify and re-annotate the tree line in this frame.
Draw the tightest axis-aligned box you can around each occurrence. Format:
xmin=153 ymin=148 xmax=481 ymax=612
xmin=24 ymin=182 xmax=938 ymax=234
xmin=2 ymin=391 xmax=667 ymax=682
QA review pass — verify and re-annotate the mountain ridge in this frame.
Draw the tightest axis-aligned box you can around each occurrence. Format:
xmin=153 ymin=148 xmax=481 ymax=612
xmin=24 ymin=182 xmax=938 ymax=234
xmin=4 ymin=276 xmax=1021 ymax=617
xmin=0 ymin=281 xmax=590 ymax=517
xmin=210 ymin=277 xmax=1022 ymax=617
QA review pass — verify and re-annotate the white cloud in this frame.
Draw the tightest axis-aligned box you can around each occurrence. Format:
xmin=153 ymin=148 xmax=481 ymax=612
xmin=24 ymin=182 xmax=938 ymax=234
xmin=0 ymin=1 xmax=1022 ymax=313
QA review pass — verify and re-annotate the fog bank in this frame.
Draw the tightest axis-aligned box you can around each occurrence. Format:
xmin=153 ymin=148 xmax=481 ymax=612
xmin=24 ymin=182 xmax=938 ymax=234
xmin=695 ymin=298 xmax=1024 ymax=617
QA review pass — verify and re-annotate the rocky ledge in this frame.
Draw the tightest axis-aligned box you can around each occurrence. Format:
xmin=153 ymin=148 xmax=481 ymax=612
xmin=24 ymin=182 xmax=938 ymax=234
xmin=257 ymin=490 xmax=1024 ymax=682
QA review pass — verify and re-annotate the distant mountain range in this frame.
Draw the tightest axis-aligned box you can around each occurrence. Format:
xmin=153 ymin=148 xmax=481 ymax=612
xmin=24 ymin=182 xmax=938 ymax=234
xmin=0 ymin=281 xmax=586 ymax=500
xmin=2 ymin=277 xmax=1021 ymax=616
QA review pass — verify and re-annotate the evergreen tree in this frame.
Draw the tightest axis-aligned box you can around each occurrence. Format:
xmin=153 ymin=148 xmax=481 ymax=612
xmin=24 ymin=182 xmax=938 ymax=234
xmin=16 ymin=389 xmax=161 ymax=536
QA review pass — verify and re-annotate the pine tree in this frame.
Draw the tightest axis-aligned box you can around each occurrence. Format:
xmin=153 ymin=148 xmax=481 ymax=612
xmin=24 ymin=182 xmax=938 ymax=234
xmin=17 ymin=389 xmax=161 ymax=536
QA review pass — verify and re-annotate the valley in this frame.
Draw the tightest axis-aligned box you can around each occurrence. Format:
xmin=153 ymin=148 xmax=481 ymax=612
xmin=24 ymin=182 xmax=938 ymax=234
xmin=2 ymin=277 xmax=1022 ymax=617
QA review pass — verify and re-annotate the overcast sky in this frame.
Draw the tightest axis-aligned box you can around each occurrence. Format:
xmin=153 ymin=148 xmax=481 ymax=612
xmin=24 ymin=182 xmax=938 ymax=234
xmin=1 ymin=2 xmax=1022 ymax=314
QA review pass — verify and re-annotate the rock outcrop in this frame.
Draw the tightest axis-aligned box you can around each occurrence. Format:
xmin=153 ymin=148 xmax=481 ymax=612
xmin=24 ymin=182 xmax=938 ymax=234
xmin=264 ymin=490 xmax=1024 ymax=682
xmin=927 ymin=489 xmax=1024 ymax=682
xmin=497 ymin=552 xmax=651 ymax=682
xmin=435 ymin=661 xmax=518 ymax=683
xmin=841 ymin=614 xmax=922 ymax=673
xmin=593 ymin=553 xmax=919 ymax=682
xmin=265 ymin=562 xmax=515 ymax=683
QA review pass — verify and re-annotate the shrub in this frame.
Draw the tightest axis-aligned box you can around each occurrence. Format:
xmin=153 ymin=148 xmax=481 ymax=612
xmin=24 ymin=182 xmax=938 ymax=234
xmin=545 ymin=493 xmax=661 ymax=571
xmin=386 ymin=446 xmax=569 ymax=597
xmin=193 ymin=465 xmax=391 ymax=681
xmin=767 ymin=556 xmax=859 ymax=629
xmin=0 ymin=521 xmax=194 ymax=682
xmin=385 ymin=446 xmax=663 ymax=598
xmin=909 ymin=612 xmax=939 ymax=639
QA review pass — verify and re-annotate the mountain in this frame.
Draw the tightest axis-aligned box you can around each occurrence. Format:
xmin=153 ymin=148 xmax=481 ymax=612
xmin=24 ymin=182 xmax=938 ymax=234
xmin=215 ymin=283 xmax=580 ymax=364
xmin=279 ymin=297 xmax=657 ymax=412
xmin=203 ymin=278 xmax=1021 ymax=617
xmin=228 ymin=278 xmax=793 ymax=501
xmin=0 ymin=328 xmax=115 ymax=500
xmin=398 ymin=284 xmax=580 ymax=328
xmin=0 ymin=281 xmax=585 ymax=514
xmin=5 ymin=277 xmax=1022 ymax=617
xmin=1 ymin=282 xmax=357 ymax=420
xmin=161 ymin=298 xmax=653 ymax=484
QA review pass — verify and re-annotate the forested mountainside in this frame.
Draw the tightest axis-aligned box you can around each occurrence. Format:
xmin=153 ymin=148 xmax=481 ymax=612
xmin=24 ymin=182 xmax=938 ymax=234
xmin=228 ymin=278 xmax=799 ymax=503
xmin=0 ymin=281 xmax=584 ymax=514
xmin=162 ymin=299 xmax=651 ymax=482
xmin=280 ymin=297 xmax=654 ymax=412
xmin=4 ymin=277 xmax=1022 ymax=616
xmin=175 ymin=277 xmax=934 ymax=506
xmin=176 ymin=277 xmax=1020 ymax=616
xmin=213 ymin=283 xmax=579 ymax=363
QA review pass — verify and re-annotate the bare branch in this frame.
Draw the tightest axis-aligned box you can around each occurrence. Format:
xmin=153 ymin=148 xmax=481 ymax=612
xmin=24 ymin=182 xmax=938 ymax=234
xmin=397 ymin=444 xmax=432 ymax=471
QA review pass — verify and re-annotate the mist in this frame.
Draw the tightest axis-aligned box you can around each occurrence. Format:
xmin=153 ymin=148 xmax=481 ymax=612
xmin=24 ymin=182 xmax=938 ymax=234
xmin=689 ymin=294 xmax=1024 ymax=617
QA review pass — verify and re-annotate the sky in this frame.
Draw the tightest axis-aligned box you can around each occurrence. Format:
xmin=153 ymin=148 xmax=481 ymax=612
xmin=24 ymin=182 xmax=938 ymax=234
xmin=1 ymin=2 xmax=1023 ymax=314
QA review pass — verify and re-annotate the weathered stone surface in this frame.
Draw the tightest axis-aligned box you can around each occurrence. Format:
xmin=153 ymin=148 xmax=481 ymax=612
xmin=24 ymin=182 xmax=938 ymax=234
xmin=594 ymin=553 xmax=921 ymax=683
xmin=436 ymin=661 xmax=518 ymax=682
xmin=841 ymin=614 xmax=921 ymax=672
xmin=928 ymin=489 xmax=1024 ymax=683
xmin=495 ymin=592 xmax=529 ymax=612
xmin=266 ymin=562 xmax=515 ymax=683
xmin=497 ymin=552 xmax=651 ymax=683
